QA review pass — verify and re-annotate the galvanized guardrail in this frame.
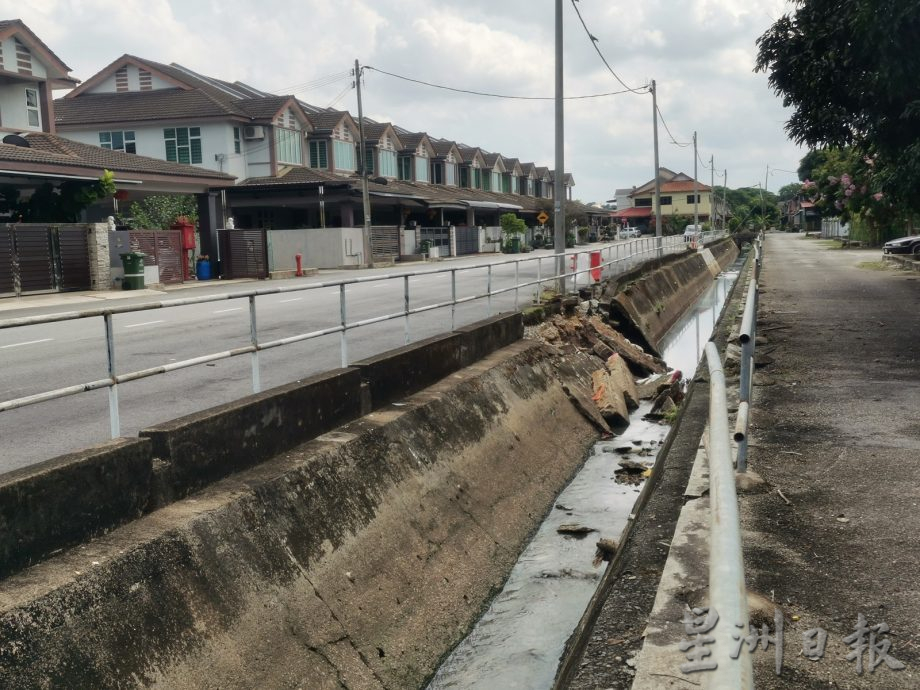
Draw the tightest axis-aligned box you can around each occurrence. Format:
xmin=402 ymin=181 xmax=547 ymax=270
xmin=699 ymin=236 xmax=762 ymax=688
xmin=1 ymin=231 xmax=724 ymax=440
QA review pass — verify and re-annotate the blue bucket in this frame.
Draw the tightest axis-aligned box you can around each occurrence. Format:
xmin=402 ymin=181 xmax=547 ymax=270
xmin=196 ymin=260 xmax=212 ymax=280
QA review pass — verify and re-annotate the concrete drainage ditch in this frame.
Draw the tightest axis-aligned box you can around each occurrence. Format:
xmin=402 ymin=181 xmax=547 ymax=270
xmin=0 ymin=240 xmax=741 ymax=689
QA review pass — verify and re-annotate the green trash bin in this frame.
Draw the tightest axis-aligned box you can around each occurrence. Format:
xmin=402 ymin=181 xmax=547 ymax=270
xmin=120 ymin=251 xmax=146 ymax=290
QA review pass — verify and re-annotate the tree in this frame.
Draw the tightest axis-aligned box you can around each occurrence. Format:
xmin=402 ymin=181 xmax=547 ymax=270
xmin=128 ymin=195 xmax=198 ymax=230
xmin=777 ymin=183 xmax=803 ymax=202
xmin=755 ymin=0 xmax=920 ymax=212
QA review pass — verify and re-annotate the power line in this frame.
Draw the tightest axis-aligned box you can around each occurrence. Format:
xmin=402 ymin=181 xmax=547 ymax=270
xmin=656 ymin=105 xmax=691 ymax=147
xmin=364 ymin=65 xmax=643 ymax=101
xmin=569 ymin=0 xmax=649 ymax=95
xmin=326 ymin=82 xmax=354 ymax=109
xmin=268 ymin=70 xmax=352 ymax=96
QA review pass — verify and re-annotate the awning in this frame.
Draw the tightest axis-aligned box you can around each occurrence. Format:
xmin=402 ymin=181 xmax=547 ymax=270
xmin=427 ymin=202 xmax=468 ymax=210
xmin=461 ymin=200 xmax=524 ymax=211
xmin=613 ymin=207 xmax=653 ymax=218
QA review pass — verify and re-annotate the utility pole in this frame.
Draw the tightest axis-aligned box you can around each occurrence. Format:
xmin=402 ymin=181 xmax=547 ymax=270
xmin=710 ymin=155 xmax=714 ymax=230
xmin=651 ymin=80 xmax=662 ymax=245
xmin=355 ymin=59 xmax=373 ymax=267
xmin=693 ymin=131 xmax=699 ymax=232
xmin=553 ymin=0 xmax=567 ymax=293
xmin=763 ymin=164 xmax=769 ymax=231
xmin=723 ymin=169 xmax=728 ymax=232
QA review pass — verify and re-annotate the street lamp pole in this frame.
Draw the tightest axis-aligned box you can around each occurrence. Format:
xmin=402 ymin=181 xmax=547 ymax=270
xmin=693 ymin=131 xmax=699 ymax=231
xmin=553 ymin=0 xmax=567 ymax=294
xmin=652 ymin=80 xmax=662 ymax=246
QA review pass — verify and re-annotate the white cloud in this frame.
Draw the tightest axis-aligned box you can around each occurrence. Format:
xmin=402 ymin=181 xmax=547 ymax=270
xmin=1 ymin=0 xmax=804 ymax=201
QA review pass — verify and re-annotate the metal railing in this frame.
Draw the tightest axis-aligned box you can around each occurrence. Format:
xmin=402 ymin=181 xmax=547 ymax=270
xmin=698 ymin=236 xmax=762 ymax=688
xmin=734 ymin=239 xmax=762 ymax=471
xmin=1 ymin=231 xmax=725 ymax=440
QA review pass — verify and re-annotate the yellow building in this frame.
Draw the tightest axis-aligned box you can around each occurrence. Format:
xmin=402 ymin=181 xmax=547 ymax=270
xmin=627 ymin=168 xmax=723 ymax=223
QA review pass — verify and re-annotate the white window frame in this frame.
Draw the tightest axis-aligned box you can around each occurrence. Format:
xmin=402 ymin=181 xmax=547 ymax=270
xmin=99 ymin=130 xmax=137 ymax=154
xmin=25 ymin=87 xmax=40 ymax=128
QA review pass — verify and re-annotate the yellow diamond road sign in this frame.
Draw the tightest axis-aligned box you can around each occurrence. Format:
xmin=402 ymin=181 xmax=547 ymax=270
xmin=537 ymin=211 xmax=549 ymax=225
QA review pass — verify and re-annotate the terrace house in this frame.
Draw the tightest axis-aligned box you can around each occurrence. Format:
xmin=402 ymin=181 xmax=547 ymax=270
xmin=429 ymin=139 xmax=461 ymax=186
xmin=55 ymin=56 xmax=313 ymax=182
xmin=360 ymin=121 xmax=401 ymax=179
xmin=396 ymin=131 xmax=435 ymax=184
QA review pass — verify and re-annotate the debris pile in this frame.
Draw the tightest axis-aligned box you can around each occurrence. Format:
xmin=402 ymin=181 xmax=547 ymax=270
xmin=530 ymin=311 xmax=683 ymax=430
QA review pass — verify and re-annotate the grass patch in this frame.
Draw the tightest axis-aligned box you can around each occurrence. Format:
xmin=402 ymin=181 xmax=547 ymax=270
xmin=816 ymin=240 xmax=843 ymax=249
xmin=857 ymin=261 xmax=890 ymax=271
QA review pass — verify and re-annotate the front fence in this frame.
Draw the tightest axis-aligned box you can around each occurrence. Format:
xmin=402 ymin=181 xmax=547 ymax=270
xmin=1 ymin=232 xmax=725 ymax=441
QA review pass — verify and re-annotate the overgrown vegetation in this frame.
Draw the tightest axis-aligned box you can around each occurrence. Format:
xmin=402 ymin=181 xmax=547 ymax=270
xmin=756 ymin=0 xmax=920 ymax=239
xmin=128 ymin=195 xmax=199 ymax=230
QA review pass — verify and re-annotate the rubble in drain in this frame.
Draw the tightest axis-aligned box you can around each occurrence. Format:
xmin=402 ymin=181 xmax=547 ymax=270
xmin=528 ymin=307 xmax=684 ymax=430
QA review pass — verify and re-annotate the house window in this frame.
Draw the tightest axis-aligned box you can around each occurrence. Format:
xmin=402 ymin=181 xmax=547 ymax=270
xmin=25 ymin=88 xmax=40 ymax=127
xmin=398 ymin=156 xmax=412 ymax=181
xmin=332 ymin=140 xmax=356 ymax=171
xmin=492 ymin=172 xmax=502 ymax=192
xmin=446 ymin=163 xmax=457 ymax=186
xmin=309 ymin=140 xmax=328 ymax=168
xmin=473 ymin=169 xmax=482 ymax=190
xmin=363 ymin=146 xmax=375 ymax=175
xmin=635 ymin=198 xmax=653 ymax=207
xmin=502 ymin=175 xmax=511 ymax=193
xmin=99 ymin=131 xmax=136 ymax=154
xmin=527 ymin=179 xmax=534 ymax=196
xmin=481 ymin=170 xmax=490 ymax=191
xmin=460 ymin=166 xmax=470 ymax=188
xmin=234 ymin=127 xmax=241 ymax=154
xmin=660 ymin=196 xmax=672 ymax=205
xmin=415 ymin=156 xmax=429 ymax=183
xmin=164 ymin=127 xmax=202 ymax=165
xmin=379 ymin=150 xmax=397 ymax=177
xmin=275 ymin=127 xmax=303 ymax=165
xmin=431 ymin=161 xmax=444 ymax=184
xmin=686 ymin=194 xmax=700 ymax=204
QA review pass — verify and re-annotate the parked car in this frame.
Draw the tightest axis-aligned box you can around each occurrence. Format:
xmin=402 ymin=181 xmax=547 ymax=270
xmin=619 ymin=226 xmax=640 ymax=239
xmin=882 ymin=235 xmax=920 ymax=255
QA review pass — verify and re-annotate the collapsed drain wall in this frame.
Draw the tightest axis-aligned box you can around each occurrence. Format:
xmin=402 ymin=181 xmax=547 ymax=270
xmin=0 ymin=342 xmax=604 ymax=689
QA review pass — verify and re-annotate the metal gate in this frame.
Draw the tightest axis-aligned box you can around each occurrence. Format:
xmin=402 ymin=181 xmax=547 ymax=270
xmin=218 ymin=229 xmax=268 ymax=279
xmin=455 ymin=225 xmax=479 ymax=255
xmin=418 ymin=226 xmax=450 ymax=252
xmin=370 ymin=225 xmax=399 ymax=261
xmin=1 ymin=224 xmax=93 ymax=298
xmin=128 ymin=230 xmax=184 ymax=285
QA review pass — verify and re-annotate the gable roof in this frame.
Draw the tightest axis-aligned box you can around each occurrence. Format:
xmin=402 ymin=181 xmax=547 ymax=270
xmin=309 ymin=110 xmax=359 ymax=136
xmin=397 ymin=131 xmax=435 ymax=156
xmin=631 ymin=169 xmax=708 ymax=196
xmin=0 ymin=19 xmax=78 ymax=87
xmin=502 ymin=157 xmax=523 ymax=176
xmin=482 ymin=152 xmax=506 ymax=172
xmin=430 ymin=139 xmax=462 ymax=160
xmin=57 ymin=55 xmax=311 ymax=128
xmin=361 ymin=121 xmax=402 ymax=148
xmin=457 ymin=146 xmax=486 ymax=166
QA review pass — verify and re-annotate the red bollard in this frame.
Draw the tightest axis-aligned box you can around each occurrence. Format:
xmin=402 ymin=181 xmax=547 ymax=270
xmin=295 ymin=253 xmax=303 ymax=277
xmin=590 ymin=251 xmax=602 ymax=282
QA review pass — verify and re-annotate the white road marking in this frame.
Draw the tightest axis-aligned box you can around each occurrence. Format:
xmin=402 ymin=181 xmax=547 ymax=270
xmin=279 ymin=298 xmax=302 ymax=303
xmin=213 ymin=308 xmax=243 ymax=314
xmin=123 ymin=320 xmax=164 ymax=329
xmin=1 ymin=338 xmax=53 ymax=349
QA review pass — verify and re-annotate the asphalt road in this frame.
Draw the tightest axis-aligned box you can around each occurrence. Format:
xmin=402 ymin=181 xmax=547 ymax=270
xmin=1 ymin=241 xmax=678 ymax=473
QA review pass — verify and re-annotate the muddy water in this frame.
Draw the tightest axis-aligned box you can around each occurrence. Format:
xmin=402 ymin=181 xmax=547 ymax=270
xmin=426 ymin=269 xmax=738 ymax=690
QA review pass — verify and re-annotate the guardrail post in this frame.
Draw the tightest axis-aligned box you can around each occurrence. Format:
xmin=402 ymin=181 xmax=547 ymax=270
xmin=450 ymin=269 xmax=457 ymax=331
xmin=104 ymin=312 xmax=120 ymax=438
xmin=704 ymin=342 xmax=754 ymax=689
xmin=514 ymin=260 xmax=520 ymax=310
xmin=339 ymin=284 xmax=348 ymax=367
xmin=249 ymin=295 xmax=260 ymax=393
xmin=404 ymin=274 xmax=411 ymax=344
xmin=536 ymin=258 xmax=542 ymax=303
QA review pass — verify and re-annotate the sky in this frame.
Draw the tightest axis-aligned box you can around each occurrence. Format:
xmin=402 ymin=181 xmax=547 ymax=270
xmin=6 ymin=0 xmax=805 ymax=204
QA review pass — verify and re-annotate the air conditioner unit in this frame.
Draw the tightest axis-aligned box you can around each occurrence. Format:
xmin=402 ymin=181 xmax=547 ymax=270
xmin=243 ymin=125 xmax=265 ymax=140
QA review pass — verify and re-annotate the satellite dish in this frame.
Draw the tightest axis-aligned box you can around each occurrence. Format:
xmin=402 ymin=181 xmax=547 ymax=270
xmin=2 ymin=134 xmax=30 ymax=148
